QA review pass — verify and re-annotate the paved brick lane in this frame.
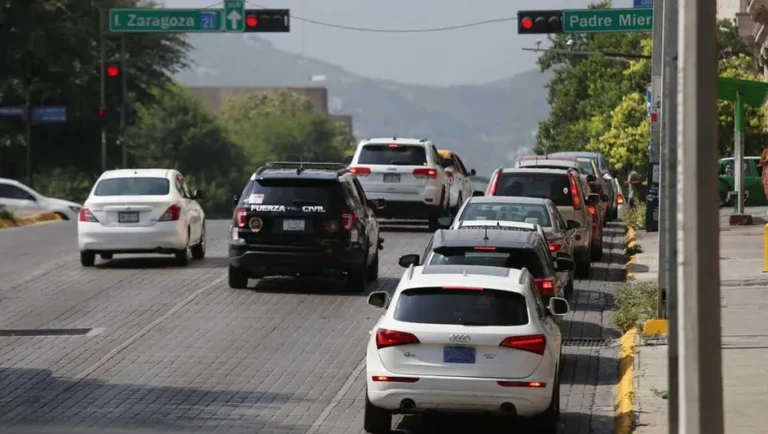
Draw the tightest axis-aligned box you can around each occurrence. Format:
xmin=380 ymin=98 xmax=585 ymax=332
xmin=0 ymin=220 xmax=626 ymax=434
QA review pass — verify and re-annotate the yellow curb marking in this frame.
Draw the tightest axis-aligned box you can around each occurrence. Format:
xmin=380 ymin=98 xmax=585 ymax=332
xmin=0 ymin=212 xmax=64 ymax=230
xmin=616 ymin=328 xmax=637 ymax=434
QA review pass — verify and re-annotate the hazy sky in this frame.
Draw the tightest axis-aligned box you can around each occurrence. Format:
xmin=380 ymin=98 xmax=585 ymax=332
xmin=162 ymin=0 xmax=634 ymax=86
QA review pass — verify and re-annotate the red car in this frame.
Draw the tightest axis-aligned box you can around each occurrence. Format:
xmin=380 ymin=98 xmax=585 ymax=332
xmin=580 ymin=177 xmax=604 ymax=262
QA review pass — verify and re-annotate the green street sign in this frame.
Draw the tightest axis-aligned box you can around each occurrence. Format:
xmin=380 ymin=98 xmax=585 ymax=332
xmin=224 ymin=0 xmax=245 ymax=32
xmin=562 ymin=8 xmax=653 ymax=33
xmin=109 ymin=8 xmax=223 ymax=33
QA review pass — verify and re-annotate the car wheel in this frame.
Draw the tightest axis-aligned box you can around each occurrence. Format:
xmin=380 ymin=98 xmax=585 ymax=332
xmin=367 ymin=248 xmax=379 ymax=281
xmin=590 ymin=241 xmax=603 ymax=262
xmin=364 ymin=390 xmax=392 ymax=434
xmin=565 ymin=277 xmax=574 ymax=297
xmin=100 ymin=253 xmax=113 ymax=260
xmin=531 ymin=371 xmax=561 ymax=434
xmin=191 ymin=225 xmax=206 ymax=260
xmin=347 ymin=251 xmax=369 ymax=293
xmin=228 ymin=265 xmax=249 ymax=289
xmin=80 ymin=251 xmax=95 ymax=267
xmin=175 ymin=231 xmax=192 ymax=266
xmin=575 ymin=257 xmax=591 ymax=279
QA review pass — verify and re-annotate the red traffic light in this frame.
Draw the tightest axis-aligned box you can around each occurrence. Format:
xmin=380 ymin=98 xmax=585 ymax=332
xmin=106 ymin=65 xmax=120 ymax=77
xmin=521 ymin=17 xmax=534 ymax=30
xmin=98 ymin=107 xmax=105 ymax=117
xmin=246 ymin=15 xmax=258 ymax=28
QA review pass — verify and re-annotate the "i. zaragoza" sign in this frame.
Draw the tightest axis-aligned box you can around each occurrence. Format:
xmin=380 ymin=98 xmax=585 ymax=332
xmin=109 ymin=9 xmax=222 ymax=33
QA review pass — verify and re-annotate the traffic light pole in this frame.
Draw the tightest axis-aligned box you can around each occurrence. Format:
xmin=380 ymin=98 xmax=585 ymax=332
xmin=99 ymin=9 xmax=107 ymax=173
xmin=120 ymin=36 xmax=127 ymax=168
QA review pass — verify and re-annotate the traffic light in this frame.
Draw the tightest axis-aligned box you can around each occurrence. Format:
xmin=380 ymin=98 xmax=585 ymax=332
xmin=517 ymin=10 xmax=563 ymax=34
xmin=104 ymin=61 xmax=124 ymax=107
xmin=243 ymin=9 xmax=290 ymax=33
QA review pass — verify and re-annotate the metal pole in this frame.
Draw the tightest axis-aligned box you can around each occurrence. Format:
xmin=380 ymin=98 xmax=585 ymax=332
xmin=645 ymin=0 xmax=664 ymax=233
xmin=661 ymin=0 xmax=679 ymax=430
xmin=657 ymin=0 xmax=669 ymax=321
xmin=734 ymin=93 xmax=745 ymax=214
xmin=676 ymin=0 xmax=723 ymax=431
xmin=120 ymin=35 xmax=127 ymax=168
xmin=24 ymin=93 xmax=32 ymax=188
xmin=99 ymin=9 xmax=107 ymax=173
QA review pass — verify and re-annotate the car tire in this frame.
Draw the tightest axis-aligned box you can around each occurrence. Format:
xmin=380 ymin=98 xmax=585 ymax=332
xmin=191 ymin=225 xmax=206 ymax=260
xmin=575 ymin=257 xmax=591 ymax=279
xmin=565 ymin=277 xmax=574 ymax=297
xmin=80 ymin=251 xmax=95 ymax=267
xmin=532 ymin=371 xmax=561 ymax=434
xmin=347 ymin=251 xmax=369 ymax=293
xmin=100 ymin=253 xmax=113 ymax=260
xmin=175 ymin=231 xmax=192 ymax=266
xmin=590 ymin=241 xmax=603 ymax=262
xmin=367 ymin=248 xmax=379 ymax=281
xmin=364 ymin=391 xmax=392 ymax=434
xmin=228 ymin=265 xmax=249 ymax=289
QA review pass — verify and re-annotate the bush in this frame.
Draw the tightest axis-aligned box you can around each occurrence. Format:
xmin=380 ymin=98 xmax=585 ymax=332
xmin=621 ymin=201 xmax=646 ymax=231
xmin=0 ymin=208 xmax=16 ymax=223
xmin=34 ymin=168 xmax=97 ymax=205
xmin=613 ymin=280 xmax=659 ymax=333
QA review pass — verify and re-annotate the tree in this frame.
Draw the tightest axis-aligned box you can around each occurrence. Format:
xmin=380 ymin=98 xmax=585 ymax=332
xmin=586 ymin=93 xmax=650 ymax=172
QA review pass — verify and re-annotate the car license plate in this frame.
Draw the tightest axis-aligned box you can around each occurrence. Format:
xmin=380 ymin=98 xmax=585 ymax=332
xmin=383 ymin=174 xmax=400 ymax=183
xmin=118 ymin=212 xmax=139 ymax=223
xmin=283 ymin=219 xmax=306 ymax=231
xmin=443 ymin=346 xmax=476 ymax=364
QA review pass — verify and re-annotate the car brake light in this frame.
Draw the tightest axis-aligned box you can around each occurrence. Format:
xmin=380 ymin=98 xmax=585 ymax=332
xmin=473 ymin=246 xmax=496 ymax=250
xmin=588 ymin=204 xmax=597 ymax=215
xmin=487 ymin=170 xmax=500 ymax=196
xmin=413 ymin=168 xmax=437 ymax=179
xmin=533 ymin=278 xmax=556 ymax=296
xmin=234 ymin=207 xmax=248 ymax=228
xmin=342 ymin=211 xmax=357 ymax=230
xmin=372 ymin=376 xmax=420 ymax=383
xmin=500 ymin=334 xmax=547 ymax=355
xmin=569 ymin=173 xmax=582 ymax=210
xmin=349 ymin=166 xmax=371 ymax=176
xmin=387 ymin=143 xmax=399 ymax=148
xmin=548 ymin=242 xmax=562 ymax=252
xmin=158 ymin=204 xmax=181 ymax=222
xmin=78 ymin=207 xmax=99 ymax=223
xmin=617 ymin=194 xmax=625 ymax=205
xmin=497 ymin=381 xmax=546 ymax=388
xmin=442 ymin=285 xmax=483 ymax=290
xmin=376 ymin=328 xmax=420 ymax=349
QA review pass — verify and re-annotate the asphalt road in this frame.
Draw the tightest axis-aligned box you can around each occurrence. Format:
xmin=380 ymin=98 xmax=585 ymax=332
xmin=0 ymin=219 xmax=626 ymax=434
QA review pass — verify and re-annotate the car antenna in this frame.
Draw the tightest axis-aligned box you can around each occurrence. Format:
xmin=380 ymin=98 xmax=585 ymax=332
xmin=483 ymin=225 xmax=489 ymax=241
xmin=297 ymin=158 xmax=304 ymax=175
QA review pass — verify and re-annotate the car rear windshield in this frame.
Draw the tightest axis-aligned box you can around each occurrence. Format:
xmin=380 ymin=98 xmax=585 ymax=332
xmin=94 ymin=177 xmax=170 ymax=196
xmin=459 ymin=202 xmax=551 ymax=227
xmin=242 ymin=178 xmax=345 ymax=208
xmin=393 ymin=287 xmax=529 ymax=326
xmin=495 ymin=173 xmax=574 ymax=207
xmin=357 ymin=144 xmax=427 ymax=166
xmin=427 ymin=247 xmax=545 ymax=277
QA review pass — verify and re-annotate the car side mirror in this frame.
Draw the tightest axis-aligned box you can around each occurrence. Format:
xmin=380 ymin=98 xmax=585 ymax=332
xmin=437 ymin=216 xmax=453 ymax=228
xmin=472 ymin=190 xmax=484 ymax=197
xmin=232 ymin=194 xmax=240 ymax=206
xmin=470 ymin=168 xmax=477 ymax=176
xmin=566 ymin=219 xmax=581 ymax=230
xmin=586 ymin=194 xmax=600 ymax=206
xmin=398 ymin=254 xmax=420 ymax=268
xmin=586 ymin=174 xmax=596 ymax=182
xmin=369 ymin=198 xmax=386 ymax=210
xmin=193 ymin=190 xmax=205 ymax=199
xmin=600 ymin=194 xmax=610 ymax=202
xmin=367 ymin=291 xmax=388 ymax=309
xmin=548 ymin=297 xmax=570 ymax=316
xmin=555 ymin=257 xmax=575 ymax=271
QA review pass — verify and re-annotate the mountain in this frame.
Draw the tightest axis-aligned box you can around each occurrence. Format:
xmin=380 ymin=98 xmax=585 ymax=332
xmin=174 ymin=33 xmax=552 ymax=176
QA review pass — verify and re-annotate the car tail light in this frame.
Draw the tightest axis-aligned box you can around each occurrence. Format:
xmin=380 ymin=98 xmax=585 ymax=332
xmin=413 ymin=168 xmax=438 ymax=179
xmin=342 ymin=211 xmax=357 ymax=230
xmin=234 ymin=207 xmax=248 ymax=228
xmin=588 ymin=204 xmax=597 ymax=215
xmin=497 ymin=381 xmax=546 ymax=388
xmin=569 ymin=173 xmax=582 ymax=210
xmin=376 ymin=328 xmax=420 ymax=349
xmin=548 ymin=242 xmax=562 ymax=252
xmin=372 ymin=376 xmax=419 ymax=383
xmin=349 ymin=166 xmax=371 ymax=176
xmin=487 ymin=170 xmax=500 ymax=196
xmin=617 ymin=194 xmax=625 ymax=205
xmin=387 ymin=143 xmax=399 ymax=148
xmin=158 ymin=204 xmax=181 ymax=222
xmin=533 ymin=278 xmax=556 ymax=297
xmin=473 ymin=246 xmax=496 ymax=251
xmin=78 ymin=207 xmax=99 ymax=223
xmin=499 ymin=334 xmax=546 ymax=355
xmin=442 ymin=286 xmax=483 ymax=290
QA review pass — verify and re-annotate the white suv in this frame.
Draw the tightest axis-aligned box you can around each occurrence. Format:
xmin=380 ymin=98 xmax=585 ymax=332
xmin=364 ymin=263 xmax=569 ymax=434
xmin=349 ymin=138 xmax=449 ymax=231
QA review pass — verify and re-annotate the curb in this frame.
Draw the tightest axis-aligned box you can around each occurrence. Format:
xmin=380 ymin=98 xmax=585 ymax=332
xmin=0 ymin=212 xmax=62 ymax=229
xmin=616 ymin=328 xmax=638 ymax=434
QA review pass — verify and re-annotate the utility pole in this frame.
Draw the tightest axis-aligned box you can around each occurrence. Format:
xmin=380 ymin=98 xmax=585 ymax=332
xmin=24 ymin=92 xmax=32 ymax=189
xmin=120 ymin=35 xmax=127 ymax=168
xmin=645 ymin=0 xmax=664 ymax=233
xmin=660 ymin=0 xmax=679 ymax=431
xmin=676 ymin=0 xmax=723 ymax=432
xmin=99 ymin=9 xmax=107 ymax=173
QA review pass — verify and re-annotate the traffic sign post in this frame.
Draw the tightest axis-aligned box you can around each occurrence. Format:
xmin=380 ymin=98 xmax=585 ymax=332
xmin=562 ymin=8 xmax=653 ymax=33
xmin=109 ymin=9 xmax=223 ymax=33
xmin=224 ymin=0 xmax=245 ymax=32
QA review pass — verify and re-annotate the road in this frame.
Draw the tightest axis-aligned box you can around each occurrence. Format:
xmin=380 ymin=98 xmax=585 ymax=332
xmin=0 ymin=219 xmax=626 ymax=434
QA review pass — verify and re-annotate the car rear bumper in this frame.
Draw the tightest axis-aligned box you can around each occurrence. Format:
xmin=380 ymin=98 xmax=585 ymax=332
xmin=77 ymin=221 xmax=186 ymax=252
xmin=229 ymin=243 xmax=365 ymax=274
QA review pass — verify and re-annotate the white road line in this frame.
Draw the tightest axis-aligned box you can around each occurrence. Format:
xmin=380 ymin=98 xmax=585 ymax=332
xmin=307 ymin=359 xmax=366 ymax=434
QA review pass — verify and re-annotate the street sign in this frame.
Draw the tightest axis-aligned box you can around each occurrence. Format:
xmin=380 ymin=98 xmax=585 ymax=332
xmin=633 ymin=0 xmax=653 ymax=8
xmin=224 ymin=0 xmax=245 ymax=32
xmin=562 ymin=8 xmax=653 ymax=33
xmin=109 ymin=8 xmax=223 ymax=33
xmin=0 ymin=106 xmax=24 ymax=116
xmin=32 ymin=106 xmax=67 ymax=124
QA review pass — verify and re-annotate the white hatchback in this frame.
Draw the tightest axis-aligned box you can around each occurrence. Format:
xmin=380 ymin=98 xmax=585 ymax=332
xmin=77 ymin=169 xmax=206 ymax=266
xmin=363 ymin=263 xmax=569 ymax=434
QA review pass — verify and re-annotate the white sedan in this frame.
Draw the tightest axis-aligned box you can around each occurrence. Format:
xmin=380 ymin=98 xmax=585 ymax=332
xmin=0 ymin=177 xmax=82 ymax=220
xmin=363 ymin=263 xmax=569 ymax=434
xmin=77 ymin=169 xmax=206 ymax=266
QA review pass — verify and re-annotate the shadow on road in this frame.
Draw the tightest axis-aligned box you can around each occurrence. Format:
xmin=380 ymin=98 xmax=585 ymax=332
xmin=246 ymin=276 xmax=399 ymax=296
xmin=393 ymin=410 xmax=614 ymax=433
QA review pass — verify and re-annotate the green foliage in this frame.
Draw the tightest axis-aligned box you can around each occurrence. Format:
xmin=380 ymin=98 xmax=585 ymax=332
xmin=586 ymin=93 xmax=650 ymax=172
xmin=614 ymin=280 xmax=659 ymax=333
xmin=33 ymin=168 xmax=97 ymax=205
xmin=0 ymin=209 xmax=16 ymax=223
xmin=621 ymin=202 xmax=647 ymax=231
xmin=717 ymin=54 xmax=768 ymax=157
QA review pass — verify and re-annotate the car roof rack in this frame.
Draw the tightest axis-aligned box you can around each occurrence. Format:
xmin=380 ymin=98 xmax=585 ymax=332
xmin=256 ymin=161 xmax=349 ymax=176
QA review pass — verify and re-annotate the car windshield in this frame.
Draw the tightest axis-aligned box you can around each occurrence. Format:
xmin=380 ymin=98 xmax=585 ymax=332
xmin=357 ymin=144 xmax=427 ymax=166
xmin=495 ymin=173 xmax=574 ymax=207
xmin=94 ymin=177 xmax=170 ymax=196
xmin=459 ymin=202 xmax=551 ymax=227
xmin=393 ymin=287 xmax=529 ymax=326
xmin=428 ymin=247 xmax=546 ymax=277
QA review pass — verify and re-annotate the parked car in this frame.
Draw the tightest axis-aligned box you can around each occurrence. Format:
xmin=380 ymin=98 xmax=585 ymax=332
xmin=364 ymin=264 xmax=569 ymax=434
xmin=437 ymin=149 xmax=476 ymax=214
xmin=0 ymin=177 xmax=82 ymax=220
xmin=77 ymin=169 xmax=206 ymax=266
xmin=717 ymin=156 xmax=766 ymax=207
xmin=548 ymin=151 xmax=619 ymax=221
xmin=348 ymin=138 xmax=450 ymax=230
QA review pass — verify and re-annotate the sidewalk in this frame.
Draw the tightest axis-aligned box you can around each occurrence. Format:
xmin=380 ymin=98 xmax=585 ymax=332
xmin=630 ymin=207 xmax=768 ymax=433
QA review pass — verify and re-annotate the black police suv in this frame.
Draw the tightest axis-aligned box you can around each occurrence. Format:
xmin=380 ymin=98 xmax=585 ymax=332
xmin=228 ymin=161 xmax=384 ymax=291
